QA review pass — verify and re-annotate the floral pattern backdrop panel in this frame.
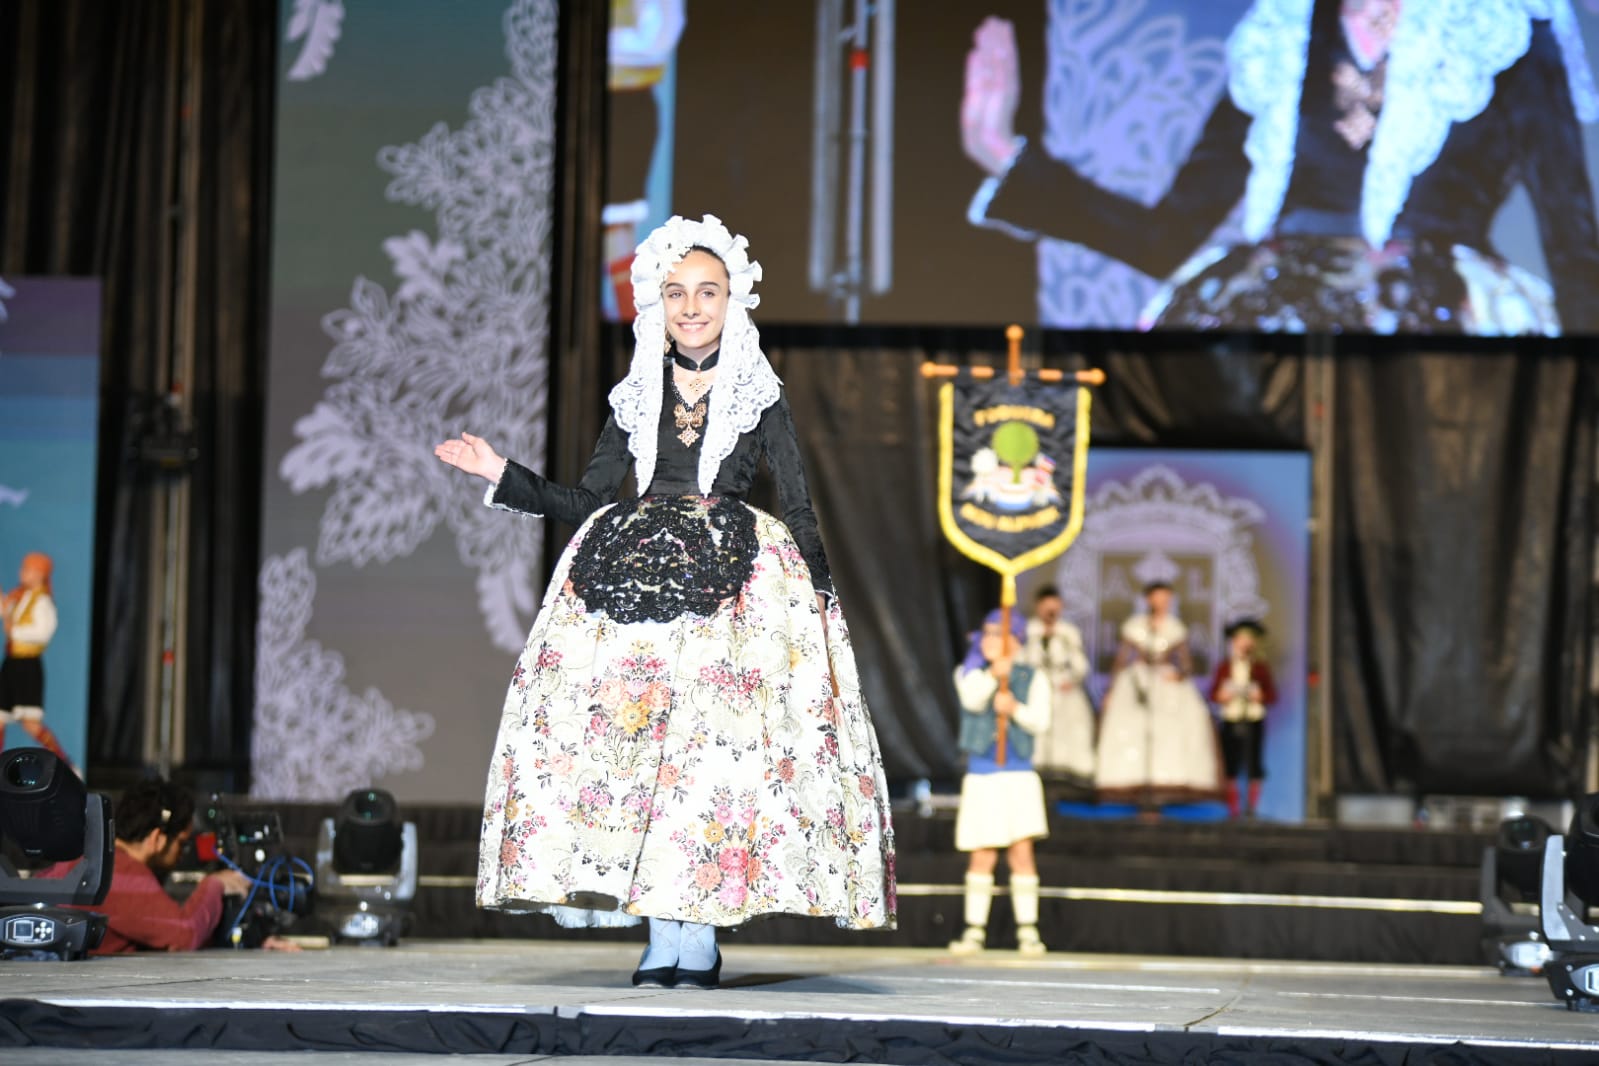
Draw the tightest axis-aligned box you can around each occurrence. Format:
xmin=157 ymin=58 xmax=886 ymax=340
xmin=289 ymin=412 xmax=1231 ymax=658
xmin=256 ymin=0 xmax=556 ymax=801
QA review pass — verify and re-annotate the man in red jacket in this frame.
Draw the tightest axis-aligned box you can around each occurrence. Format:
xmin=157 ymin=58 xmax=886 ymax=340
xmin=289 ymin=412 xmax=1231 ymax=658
xmin=41 ymin=779 xmax=251 ymax=953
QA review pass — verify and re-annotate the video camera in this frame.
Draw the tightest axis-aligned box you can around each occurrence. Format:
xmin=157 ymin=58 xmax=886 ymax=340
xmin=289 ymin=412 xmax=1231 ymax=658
xmin=195 ymin=797 xmax=313 ymax=948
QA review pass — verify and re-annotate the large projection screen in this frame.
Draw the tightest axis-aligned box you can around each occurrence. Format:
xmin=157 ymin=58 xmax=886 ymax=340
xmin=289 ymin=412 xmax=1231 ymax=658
xmin=605 ymin=0 xmax=1599 ymax=336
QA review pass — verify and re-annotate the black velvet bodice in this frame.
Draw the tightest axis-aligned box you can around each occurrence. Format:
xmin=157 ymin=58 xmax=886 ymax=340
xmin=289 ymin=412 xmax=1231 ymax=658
xmin=490 ymin=359 xmax=834 ymax=594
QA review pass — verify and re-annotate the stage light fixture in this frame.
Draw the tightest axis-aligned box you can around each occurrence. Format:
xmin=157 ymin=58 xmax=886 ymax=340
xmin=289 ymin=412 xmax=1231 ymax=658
xmin=1479 ymin=814 xmax=1553 ymax=975
xmin=315 ymin=788 xmax=417 ymax=946
xmin=1564 ymin=793 xmax=1599 ymax=907
xmin=0 ymin=749 xmax=114 ymax=960
xmin=1537 ymin=793 xmax=1599 ymax=1009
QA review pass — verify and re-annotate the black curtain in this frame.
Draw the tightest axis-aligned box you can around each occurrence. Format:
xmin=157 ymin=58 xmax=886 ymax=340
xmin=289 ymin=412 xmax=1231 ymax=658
xmin=545 ymin=0 xmax=612 ymax=523
xmin=1333 ymin=350 xmax=1596 ymax=796
xmin=0 ymin=0 xmax=275 ymax=786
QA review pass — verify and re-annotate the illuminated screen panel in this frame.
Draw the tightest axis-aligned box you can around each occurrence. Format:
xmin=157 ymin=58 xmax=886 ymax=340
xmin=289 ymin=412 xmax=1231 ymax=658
xmin=605 ymin=0 xmax=1599 ymax=335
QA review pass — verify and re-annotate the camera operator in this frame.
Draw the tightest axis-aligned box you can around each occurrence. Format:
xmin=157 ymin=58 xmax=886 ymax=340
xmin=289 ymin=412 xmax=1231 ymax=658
xmin=39 ymin=778 xmax=296 ymax=954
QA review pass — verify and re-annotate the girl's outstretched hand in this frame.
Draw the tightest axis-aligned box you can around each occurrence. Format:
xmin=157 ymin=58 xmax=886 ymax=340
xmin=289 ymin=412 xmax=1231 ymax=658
xmin=434 ymin=432 xmax=508 ymax=484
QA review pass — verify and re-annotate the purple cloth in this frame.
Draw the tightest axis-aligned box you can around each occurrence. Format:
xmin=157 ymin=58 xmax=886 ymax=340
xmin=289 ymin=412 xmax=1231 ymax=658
xmin=960 ymin=607 xmax=1029 ymax=673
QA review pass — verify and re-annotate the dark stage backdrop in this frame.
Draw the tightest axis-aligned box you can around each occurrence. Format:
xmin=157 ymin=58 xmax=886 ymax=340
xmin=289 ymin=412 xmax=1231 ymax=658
xmin=0 ymin=0 xmax=275 ymax=786
xmin=1333 ymin=351 xmax=1596 ymax=797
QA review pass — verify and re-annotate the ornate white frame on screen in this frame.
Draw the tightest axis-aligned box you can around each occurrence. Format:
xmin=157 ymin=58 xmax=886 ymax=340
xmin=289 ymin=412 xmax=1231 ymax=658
xmin=610 ymin=214 xmax=782 ymax=496
xmin=1055 ymin=465 xmax=1268 ymax=667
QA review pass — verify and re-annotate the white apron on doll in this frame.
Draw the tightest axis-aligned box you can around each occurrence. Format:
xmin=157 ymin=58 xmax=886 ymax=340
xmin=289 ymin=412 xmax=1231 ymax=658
xmin=1093 ymin=613 xmax=1221 ymax=799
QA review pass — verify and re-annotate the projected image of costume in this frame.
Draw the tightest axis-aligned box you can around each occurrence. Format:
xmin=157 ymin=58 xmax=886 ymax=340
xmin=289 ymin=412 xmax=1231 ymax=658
xmin=1023 ymin=586 xmax=1095 ymax=790
xmin=950 ymin=608 xmax=1052 ymax=956
xmin=436 ymin=216 xmax=895 ymax=990
xmin=962 ymin=0 xmax=1599 ymax=334
xmin=0 ymin=552 xmax=76 ymax=772
xmin=1093 ymin=583 xmax=1222 ymax=803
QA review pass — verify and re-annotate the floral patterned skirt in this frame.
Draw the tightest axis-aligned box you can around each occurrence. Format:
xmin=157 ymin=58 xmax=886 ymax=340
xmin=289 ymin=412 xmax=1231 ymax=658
xmin=476 ymin=496 xmax=897 ymax=930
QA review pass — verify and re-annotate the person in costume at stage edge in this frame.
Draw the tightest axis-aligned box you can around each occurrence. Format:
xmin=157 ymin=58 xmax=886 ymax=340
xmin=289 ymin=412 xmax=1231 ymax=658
xmin=1022 ymin=585 xmax=1095 ymax=792
xmin=435 ymin=215 xmax=896 ymax=991
xmin=38 ymin=779 xmax=271 ymax=955
xmin=1209 ymin=619 xmax=1279 ymax=819
xmin=962 ymin=1 xmax=1599 ymax=334
xmin=0 ymin=552 xmax=76 ymax=772
xmin=949 ymin=608 xmax=1051 ymax=956
xmin=1093 ymin=581 xmax=1222 ymax=804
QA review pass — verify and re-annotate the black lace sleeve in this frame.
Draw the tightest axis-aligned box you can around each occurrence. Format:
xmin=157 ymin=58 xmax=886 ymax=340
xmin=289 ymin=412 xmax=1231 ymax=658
xmin=488 ymin=415 xmax=632 ymax=526
xmin=984 ymin=94 xmax=1252 ymax=279
xmin=758 ymin=393 xmax=834 ymax=598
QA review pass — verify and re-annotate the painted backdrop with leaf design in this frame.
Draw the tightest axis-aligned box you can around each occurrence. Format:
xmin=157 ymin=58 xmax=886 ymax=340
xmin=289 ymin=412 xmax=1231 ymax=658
xmin=256 ymin=0 xmax=556 ymax=801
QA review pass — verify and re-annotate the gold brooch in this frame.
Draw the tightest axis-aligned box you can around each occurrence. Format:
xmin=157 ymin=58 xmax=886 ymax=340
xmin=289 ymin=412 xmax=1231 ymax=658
xmin=674 ymin=398 xmax=707 ymax=447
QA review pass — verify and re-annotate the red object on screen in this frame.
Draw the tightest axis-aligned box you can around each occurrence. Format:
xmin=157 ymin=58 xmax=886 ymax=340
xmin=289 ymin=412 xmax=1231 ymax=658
xmin=193 ymin=831 xmax=219 ymax=864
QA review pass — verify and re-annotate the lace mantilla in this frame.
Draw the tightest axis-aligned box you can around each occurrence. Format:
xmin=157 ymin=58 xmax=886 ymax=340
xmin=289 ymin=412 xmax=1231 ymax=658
xmin=609 ymin=214 xmax=782 ymax=495
xmin=1228 ymin=0 xmax=1597 ymax=246
xmin=567 ymin=496 xmax=759 ymax=624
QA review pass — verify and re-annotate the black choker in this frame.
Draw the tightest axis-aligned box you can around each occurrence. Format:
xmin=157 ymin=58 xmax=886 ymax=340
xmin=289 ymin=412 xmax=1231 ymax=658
xmin=670 ymin=348 xmax=719 ymax=372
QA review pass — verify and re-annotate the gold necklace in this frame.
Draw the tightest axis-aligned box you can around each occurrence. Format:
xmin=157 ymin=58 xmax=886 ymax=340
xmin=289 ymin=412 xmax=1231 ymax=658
xmin=673 ymin=384 xmax=707 ymax=448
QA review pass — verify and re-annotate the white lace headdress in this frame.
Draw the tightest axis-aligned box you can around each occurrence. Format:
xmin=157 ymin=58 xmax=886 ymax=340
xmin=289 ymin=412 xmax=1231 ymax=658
xmin=608 ymin=214 xmax=782 ymax=495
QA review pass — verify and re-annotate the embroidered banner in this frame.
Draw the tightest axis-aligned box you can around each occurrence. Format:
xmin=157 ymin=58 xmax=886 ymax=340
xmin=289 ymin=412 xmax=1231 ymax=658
xmin=937 ymin=376 xmax=1091 ymax=577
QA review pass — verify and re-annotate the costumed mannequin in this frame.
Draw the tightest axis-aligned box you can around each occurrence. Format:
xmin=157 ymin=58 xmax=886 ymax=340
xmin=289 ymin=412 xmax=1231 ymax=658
xmin=949 ymin=608 xmax=1051 ymax=956
xmin=435 ymin=215 xmax=896 ymax=990
xmin=1023 ymin=585 xmax=1095 ymax=791
xmin=0 ymin=552 xmax=75 ymax=771
xmin=1209 ymin=619 xmax=1278 ymax=818
xmin=1093 ymin=581 xmax=1222 ymax=803
xmin=963 ymin=0 xmax=1599 ymax=333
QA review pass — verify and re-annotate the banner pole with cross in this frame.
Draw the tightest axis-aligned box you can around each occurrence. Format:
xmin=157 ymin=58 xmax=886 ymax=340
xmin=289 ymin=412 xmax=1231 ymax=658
xmin=923 ymin=325 xmax=1105 ymax=765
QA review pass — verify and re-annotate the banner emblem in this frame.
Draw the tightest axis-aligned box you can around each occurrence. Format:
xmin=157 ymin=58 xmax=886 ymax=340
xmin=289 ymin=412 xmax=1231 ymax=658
xmin=938 ymin=377 xmax=1091 ymax=577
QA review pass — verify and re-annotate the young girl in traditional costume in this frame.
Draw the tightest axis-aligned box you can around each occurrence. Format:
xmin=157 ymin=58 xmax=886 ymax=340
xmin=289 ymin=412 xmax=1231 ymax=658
xmin=435 ymin=216 xmax=895 ymax=989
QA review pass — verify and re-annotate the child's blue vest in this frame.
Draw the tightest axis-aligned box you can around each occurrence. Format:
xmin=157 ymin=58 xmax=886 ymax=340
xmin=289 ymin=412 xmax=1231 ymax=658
xmin=957 ymin=663 xmax=1038 ymax=761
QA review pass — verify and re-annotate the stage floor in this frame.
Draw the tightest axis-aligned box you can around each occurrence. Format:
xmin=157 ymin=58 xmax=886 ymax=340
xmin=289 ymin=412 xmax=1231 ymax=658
xmin=3 ymin=940 xmax=1596 ymax=1064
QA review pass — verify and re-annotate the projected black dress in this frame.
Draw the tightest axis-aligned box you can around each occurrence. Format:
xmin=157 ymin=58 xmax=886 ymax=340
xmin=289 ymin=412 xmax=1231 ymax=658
xmin=974 ymin=0 xmax=1599 ymax=334
xmin=473 ymin=356 xmax=896 ymax=932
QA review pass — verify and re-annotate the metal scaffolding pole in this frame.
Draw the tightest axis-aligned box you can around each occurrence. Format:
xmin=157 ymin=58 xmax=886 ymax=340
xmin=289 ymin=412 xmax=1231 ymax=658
xmin=809 ymin=0 xmax=894 ymax=323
